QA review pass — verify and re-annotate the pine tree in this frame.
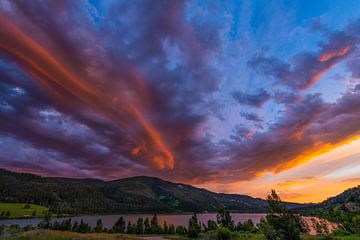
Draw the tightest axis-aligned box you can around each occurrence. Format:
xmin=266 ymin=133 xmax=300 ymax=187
xmin=126 ymin=221 xmax=133 ymax=234
xmin=144 ymin=218 xmax=151 ymax=234
xmin=112 ymin=216 xmax=126 ymax=233
xmin=261 ymin=190 xmax=303 ymax=240
xmin=188 ymin=213 xmax=201 ymax=238
xmin=217 ymin=209 xmax=234 ymax=230
xmin=168 ymin=224 xmax=175 ymax=235
xmin=150 ymin=214 xmax=159 ymax=234
xmin=72 ymin=221 xmax=79 ymax=232
xmin=94 ymin=219 xmax=103 ymax=233
xmin=136 ymin=218 xmax=144 ymax=235
xmin=163 ymin=221 xmax=168 ymax=234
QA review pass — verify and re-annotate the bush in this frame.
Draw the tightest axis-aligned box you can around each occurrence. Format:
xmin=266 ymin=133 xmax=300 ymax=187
xmin=216 ymin=227 xmax=232 ymax=240
xmin=352 ymin=215 xmax=360 ymax=234
xmin=207 ymin=220 xmax=218 ymax=231
xmin=0 ymin=224 xmax=4 ymax=236
xmin=332 ymin=228 xmax=351 ymax=236
xmin=176 ymin=225 xmax=186 ymax=235
xmin=23 ymin=204 xmax=31 ymax=209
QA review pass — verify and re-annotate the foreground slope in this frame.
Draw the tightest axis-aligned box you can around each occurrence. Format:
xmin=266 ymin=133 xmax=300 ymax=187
xmin=0 ymin=168 xmax=304 ymax=214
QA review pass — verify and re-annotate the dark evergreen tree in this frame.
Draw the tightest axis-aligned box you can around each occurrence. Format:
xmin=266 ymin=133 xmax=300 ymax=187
xmin=94 ymin=219 xmax=103 ymax=233
xmin=261 ymin=190 xmax=303 ymax=240
xmin=163 ymin=221 xmax=168 ymax=234
xmin=112 ymin=216 xmax=126 ymax=233
xmin=217 ymin=209 xmax=234 ymax=230
xmin=136 ymin=218 xmax=144 ymax=235
xmin=38 ymin=217 xmax=52 ymax=229
xmin=144 ymin=218 xmax=151 ymax=234
xmin=78 ymin=219 xmax=91 ymax=233
xmin=72 ymin=221 xmax=79 ymax=232
xmin=52 ymin=221 xmax=60 ymax=230
xmin=126 ymin=221 xmax=134 ymax=234
xmin=59 ymin=218 xmax=72 ymax=231
xmin=188 ymin=213 xmax=201 ymax=238
xmin=168 ymin=224 xmax=175 ymax=235
xmin=150 ymin=214 xmax=160 ymax=234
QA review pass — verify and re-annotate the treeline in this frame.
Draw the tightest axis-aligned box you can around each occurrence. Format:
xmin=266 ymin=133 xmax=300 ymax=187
xmin=2 ymin=190 xmax=345 ymax=240
xmin=37 ymin=214 xmax=187 ymax=235
xmin=34 ymin=211 xmax=260 ymax=237
xmin=33 ymin=190 xmax=309 ymax=239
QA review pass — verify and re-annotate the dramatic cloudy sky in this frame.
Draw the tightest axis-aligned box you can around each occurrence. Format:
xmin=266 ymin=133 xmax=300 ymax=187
xmin=0 ymin=0 xmax=360 ymax=202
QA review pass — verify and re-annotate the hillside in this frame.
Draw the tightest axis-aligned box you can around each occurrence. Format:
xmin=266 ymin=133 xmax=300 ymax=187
xmin=321 ymin=185 xmax=360 ymax=212
xmin=0 ymin=168 xmax=304 ymax=214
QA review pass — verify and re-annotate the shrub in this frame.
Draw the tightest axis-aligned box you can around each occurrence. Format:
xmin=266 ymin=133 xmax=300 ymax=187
xmin=207 ymin=220 xmax=218 ymax=231
xmin=216 ymin=227 xmax=232 ymax=240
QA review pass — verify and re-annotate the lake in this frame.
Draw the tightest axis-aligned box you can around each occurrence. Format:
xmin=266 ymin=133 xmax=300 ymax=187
xmin=0 ymin=213 xmax=266 ymax=228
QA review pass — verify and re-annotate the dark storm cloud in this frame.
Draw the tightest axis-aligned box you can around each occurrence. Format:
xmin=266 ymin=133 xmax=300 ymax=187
xmin=0 ymin=1 xmax=360 ymax=186
xmin=0 ymin=0 xmax=219 ymax=180
xmin=232 ymin=88 xmax=271 ymax=108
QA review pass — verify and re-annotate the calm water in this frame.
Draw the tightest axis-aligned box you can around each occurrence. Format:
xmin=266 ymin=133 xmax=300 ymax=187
xmin=0 ymin=213 xmax=266 ymax=228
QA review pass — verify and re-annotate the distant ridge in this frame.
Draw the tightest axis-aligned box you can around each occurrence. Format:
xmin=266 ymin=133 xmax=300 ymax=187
xmin=0 ymin=168 xmax=306 ymax=214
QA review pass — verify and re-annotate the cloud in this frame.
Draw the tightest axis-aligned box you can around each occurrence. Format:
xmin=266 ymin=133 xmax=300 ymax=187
xmin=232 ymin=88 xmax=271 ymax=108
xmin=240 ymin=112 xmax=263 ymax=122
xmin=248 ymin=19 xmax=360 ymax=90
xmin=276 ymin=177 xmax=318 ymax=188
xmin=0 ymin=1 xmax=360 ymax=188
xmin=0 ymin=0 xmax=220 ymax=180
xmin=218 ymin=86 xmax=360 ymax=182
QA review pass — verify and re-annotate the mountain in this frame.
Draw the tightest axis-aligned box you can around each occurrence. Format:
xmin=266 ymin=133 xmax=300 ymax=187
xmin=0 ymin=168 xmax=304 ymax=214
xmin=321 ymin=185 xmax=360 ymax=212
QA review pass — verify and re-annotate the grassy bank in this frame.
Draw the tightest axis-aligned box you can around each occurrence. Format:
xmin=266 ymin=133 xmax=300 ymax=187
xmin=0 ymin=203 xmax=49 ymax=219
xmin=1 ymin=229 xmax=141 ymax=240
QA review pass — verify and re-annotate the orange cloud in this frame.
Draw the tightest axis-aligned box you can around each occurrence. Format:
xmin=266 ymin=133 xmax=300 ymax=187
xmin=0 ymin=15 xmax=174 ymax=170
xmin=277 ymin=177 xmax=318 ymax=188
xmin=275 ymin=136 xmax=360 ymax=173
xmin=318 ymin=45 xmax=352 ymax=62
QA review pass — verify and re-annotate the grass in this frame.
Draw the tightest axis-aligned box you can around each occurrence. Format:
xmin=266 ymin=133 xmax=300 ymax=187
xmin=1 ymin=229 xmax=360 ymax=240
xmin=2 ymin=230 xmax=141 ymax=240
xmin=0 ymin=203 xmax=49 ymax=219
xmin=200 ymin=230 xmax=264 ymax=240
xmin=302 ymin=234 xmax=360 ymax=240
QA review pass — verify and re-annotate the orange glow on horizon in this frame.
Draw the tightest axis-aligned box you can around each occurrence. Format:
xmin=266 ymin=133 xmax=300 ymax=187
xmin=275 ymin=135 xmax=360 ymax=173
xmin=195 ymin=137 xmax=360 ymax=203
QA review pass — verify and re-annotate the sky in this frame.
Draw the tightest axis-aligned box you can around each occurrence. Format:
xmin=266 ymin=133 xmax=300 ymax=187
xmin=0 ymin=0 xmax=359 ymax=203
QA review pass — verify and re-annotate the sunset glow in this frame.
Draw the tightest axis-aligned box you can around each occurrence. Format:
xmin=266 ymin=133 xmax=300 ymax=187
xmin=0 ymin=0 xmax=359 ymax=203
